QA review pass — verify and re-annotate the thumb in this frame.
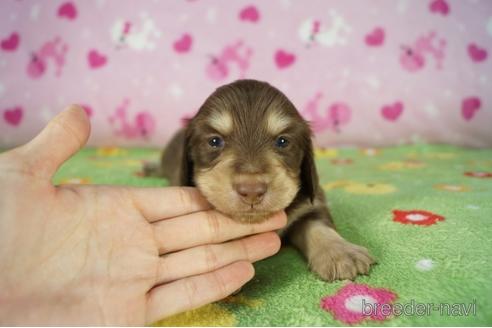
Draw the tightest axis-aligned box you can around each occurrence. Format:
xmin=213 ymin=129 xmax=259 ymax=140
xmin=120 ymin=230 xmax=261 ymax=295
xmin=16 ymin=105 xmax=90 ymax=179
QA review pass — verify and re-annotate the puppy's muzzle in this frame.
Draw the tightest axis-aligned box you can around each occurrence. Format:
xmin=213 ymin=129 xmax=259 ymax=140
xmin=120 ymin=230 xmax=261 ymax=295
xmin=233 ymin=180 xmax=267 ymax=205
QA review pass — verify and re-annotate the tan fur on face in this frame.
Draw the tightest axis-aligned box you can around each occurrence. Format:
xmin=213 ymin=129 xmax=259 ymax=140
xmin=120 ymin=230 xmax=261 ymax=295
xmin=207 ymin=110 xmax=233 ymax=135
xmin=266 ymin=110 xmax=291 ymax=135
xmin=195 ymin=153 xmax=299 ymax=223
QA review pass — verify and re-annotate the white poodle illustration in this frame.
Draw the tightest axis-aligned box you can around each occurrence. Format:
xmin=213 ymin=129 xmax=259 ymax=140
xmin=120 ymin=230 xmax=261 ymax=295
xmin=110 ymin=12 xmax=161 ymax=51
xmin=299 ymin=10 xmax=351 ymax=47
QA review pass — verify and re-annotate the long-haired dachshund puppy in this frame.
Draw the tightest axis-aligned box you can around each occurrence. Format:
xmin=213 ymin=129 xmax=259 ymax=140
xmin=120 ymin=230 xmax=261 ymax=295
xmin=144 ymin=79 xmax=374 ymax=281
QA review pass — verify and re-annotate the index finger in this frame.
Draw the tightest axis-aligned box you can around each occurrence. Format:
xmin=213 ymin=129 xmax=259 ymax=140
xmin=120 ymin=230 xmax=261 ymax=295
xmin=128 ymin=186 xmax=212 ymax=222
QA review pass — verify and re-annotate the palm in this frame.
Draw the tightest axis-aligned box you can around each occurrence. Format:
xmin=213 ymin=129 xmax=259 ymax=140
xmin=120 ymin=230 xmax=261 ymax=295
xmin=1 ymin=170 xmax=158 ymax=324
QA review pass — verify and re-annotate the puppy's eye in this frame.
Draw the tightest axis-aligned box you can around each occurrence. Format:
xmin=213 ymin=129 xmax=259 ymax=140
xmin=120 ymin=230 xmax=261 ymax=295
xmin=208 ymin=136 xmax=224 ymax=148
xmin=275 ymin=136 xmax=289 ymax=148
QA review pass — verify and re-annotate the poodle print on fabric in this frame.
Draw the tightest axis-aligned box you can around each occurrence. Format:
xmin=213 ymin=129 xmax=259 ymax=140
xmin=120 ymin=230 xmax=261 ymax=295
xmin=0 ymin=0 xmax=491 ymax=147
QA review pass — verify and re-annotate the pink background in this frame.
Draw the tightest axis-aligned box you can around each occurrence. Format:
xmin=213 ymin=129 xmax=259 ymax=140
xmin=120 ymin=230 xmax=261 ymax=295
xmin=0 ymin=0 xmax=491 ymax=148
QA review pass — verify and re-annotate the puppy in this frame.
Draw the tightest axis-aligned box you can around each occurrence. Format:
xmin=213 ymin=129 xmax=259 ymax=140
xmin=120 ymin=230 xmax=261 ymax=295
xmin=145 ymin=79 xmax=374 ymax=281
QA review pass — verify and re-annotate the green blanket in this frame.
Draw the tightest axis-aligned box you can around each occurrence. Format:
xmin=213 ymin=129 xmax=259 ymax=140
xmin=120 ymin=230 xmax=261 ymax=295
xmin=53 ymin=144 xmax=492 ymax=326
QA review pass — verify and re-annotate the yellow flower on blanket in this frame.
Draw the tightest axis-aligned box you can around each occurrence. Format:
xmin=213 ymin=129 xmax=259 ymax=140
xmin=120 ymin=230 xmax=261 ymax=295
xmin=434 ymin=184 xmax=470 ymax=192
xmin=153 ymin=304 xmax=236 ymax=327
xmin=425 ymin=152 xmax=456 ymax=160
xmin=345 ymin=182 xmax=396 ymax=194
xmin=379 ymin=160 xmax=425 ymax=170
xmin=221 ymin=294 xmax=263 ymax=308
xmin=467 ymin=159 xmax=492 ymax=167
xmin=96 ymin=146 xmax=128 ymax=157
xmin=93 ymin=159 xmax=142 ymax=168
xmin=324 ymin=180 xmax=396 ymax=194
xmin=315 ymin=148 xmax=338 ymax=158
xmin=152 ymin=294 xmax=261 ymax=327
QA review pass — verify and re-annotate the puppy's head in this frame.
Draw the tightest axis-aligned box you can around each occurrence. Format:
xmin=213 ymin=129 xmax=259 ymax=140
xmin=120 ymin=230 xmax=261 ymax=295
xmin=181 ymin=80 xmax=317 ymax=223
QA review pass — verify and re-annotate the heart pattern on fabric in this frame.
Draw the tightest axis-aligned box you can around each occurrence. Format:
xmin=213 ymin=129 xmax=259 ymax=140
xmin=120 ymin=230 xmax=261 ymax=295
xmin=1 ymin=32 xmax=19 ymax=51
xmin=468 ymin=43 xmax=488 ymax=62
xmin=239 ymin=5 xmax=260 ymax=22
xmin=173 ymin=34 xmax=193 ymax=53
xmin=275 ymin=50 xmax=296 ymax=69
xmin=87 ymin=50 xmax=107 ymax=69
xmin=58 ymin=2 xmax=78 ymax=20
xmin=381 ymin=102 xmax=404 ymax=121
xmin=461 ymin=97 xmax=481 ymax=121
xmin=3 ymin=106 xmax=23 ymax=126
xmin=365 ymin=27 xmax=385 ymax=46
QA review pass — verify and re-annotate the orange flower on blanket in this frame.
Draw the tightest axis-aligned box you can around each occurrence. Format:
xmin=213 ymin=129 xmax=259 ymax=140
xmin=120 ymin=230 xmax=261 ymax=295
xmin=58 ymin=177 xmax=91 ymax=185
xmin=321 ymin=283 xmax=397 ymax=324
xmin=464 ymin=171 xmax=492 ymax=178
xmin=433 ymin=184 xmax=470 ymax=192
xmin=392 ymin=210 xmax=444 ymax=226
xmin=330 ymin=158 xmax=353 ymax=165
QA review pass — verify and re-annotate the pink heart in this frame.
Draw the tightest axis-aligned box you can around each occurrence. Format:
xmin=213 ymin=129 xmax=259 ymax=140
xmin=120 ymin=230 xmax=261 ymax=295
xmin=274 ymin=50 xmax=296 ymax=69
xmin=58 ymin=2 xmax=77 ymax=20
xmin=239 ymin=5 xmax=260 ymax=22
xmin=365 ymin=27 xmax=385 ymax=47
xmin=3 ymin=106 xmax=23 ymax=126
xmin=461 ymin=97 xmax=481 ymax=121
xmin=173 ymin=34 xmax=192 ymax=53
xmin=87 ymin=50 xmax=107 ymax=69
xmin=1 ymin=32 xmax=20 ymax=51
xmin=429 ymin=0 xmax=449 ymax=15
xmin=468 ymin=43 xmax=487 ymax=62
xmin=381 ymin=102 xmax=404 ymax=121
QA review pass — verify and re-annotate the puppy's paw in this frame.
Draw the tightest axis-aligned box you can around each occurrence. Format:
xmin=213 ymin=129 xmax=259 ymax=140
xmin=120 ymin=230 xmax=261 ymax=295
xmin=309 ymin=240 xmax=375 ymax=282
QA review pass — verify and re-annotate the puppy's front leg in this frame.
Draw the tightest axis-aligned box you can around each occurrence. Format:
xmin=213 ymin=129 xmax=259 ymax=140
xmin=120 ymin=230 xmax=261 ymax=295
xmin=288 ymin=209 xmax=375 ymax=281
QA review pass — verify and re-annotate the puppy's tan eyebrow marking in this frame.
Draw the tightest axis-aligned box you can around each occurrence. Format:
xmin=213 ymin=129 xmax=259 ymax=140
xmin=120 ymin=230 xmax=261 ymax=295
xmin=266 ymin=110 xmax=292 ymax=135
xmin=207 ymin=110 xmax=233 ymax=134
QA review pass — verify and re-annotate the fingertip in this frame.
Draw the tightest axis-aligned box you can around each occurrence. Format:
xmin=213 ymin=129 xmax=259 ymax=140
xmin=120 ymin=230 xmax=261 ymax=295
xmin=62 ymin=104 xmax=91 ymax=143
xmin=272 ymin=211 xmax=288 ymax=228
xmin=264 ymin=231 xmax=282 ymax=255
xmin=234 ymin=261 xmax=255 ymax=282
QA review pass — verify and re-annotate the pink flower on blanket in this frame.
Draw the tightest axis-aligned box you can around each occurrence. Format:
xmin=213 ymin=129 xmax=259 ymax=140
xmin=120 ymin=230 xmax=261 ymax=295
xmin=321 ymin=283 xmax=397 ymax=324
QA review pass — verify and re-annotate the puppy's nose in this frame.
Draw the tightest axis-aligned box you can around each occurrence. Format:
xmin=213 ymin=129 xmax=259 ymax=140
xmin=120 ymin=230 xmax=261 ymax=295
xmin=234 ymin=182 xmax=267 ymax=204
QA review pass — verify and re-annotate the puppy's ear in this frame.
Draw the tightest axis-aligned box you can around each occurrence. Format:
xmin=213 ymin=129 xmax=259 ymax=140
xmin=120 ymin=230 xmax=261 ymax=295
xmin=178 ymin=128 xmax=195 ymax=186
xmin=300 ymin=137 xmax=318 ymax=203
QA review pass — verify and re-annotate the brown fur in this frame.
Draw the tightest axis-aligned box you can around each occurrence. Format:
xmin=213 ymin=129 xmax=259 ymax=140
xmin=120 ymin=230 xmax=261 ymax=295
xmin=144 ymin=79 xmax=375 ymax=281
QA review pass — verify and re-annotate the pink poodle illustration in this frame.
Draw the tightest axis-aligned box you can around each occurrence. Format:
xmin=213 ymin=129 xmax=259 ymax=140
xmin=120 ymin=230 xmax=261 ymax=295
xmin=206 ymin=41 xmax=253 ymax=81
xmin=27 ymin=37 xmax=68 ymax=79
xmin=400 ymin=31 xmax=446 ymax=72
xmin=299 ymin=11 xmax=351 ymax=48
xmin=108 ymin=99 xmax=156 ymax=139
xmin=302 ymin=92 xmax=352 ymax=133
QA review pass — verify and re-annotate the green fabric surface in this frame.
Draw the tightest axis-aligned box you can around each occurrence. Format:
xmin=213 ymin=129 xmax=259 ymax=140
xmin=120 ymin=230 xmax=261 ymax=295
xmin=51 ymin=144 xmax=492 ymax=326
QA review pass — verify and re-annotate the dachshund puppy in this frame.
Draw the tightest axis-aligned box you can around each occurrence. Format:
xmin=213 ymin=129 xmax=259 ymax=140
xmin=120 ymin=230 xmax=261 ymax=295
xmin=144 ymin=79 xmax=374 ymax=281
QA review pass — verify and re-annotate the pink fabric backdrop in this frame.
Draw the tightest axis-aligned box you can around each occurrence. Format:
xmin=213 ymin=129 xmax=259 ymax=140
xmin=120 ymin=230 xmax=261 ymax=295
xmin=0 ymin=0 xmax=491 ymax=148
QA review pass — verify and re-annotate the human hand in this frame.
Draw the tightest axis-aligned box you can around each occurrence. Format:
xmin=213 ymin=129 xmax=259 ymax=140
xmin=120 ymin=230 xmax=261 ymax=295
xmin=0 ymin=106 xmax=286 ymax=325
